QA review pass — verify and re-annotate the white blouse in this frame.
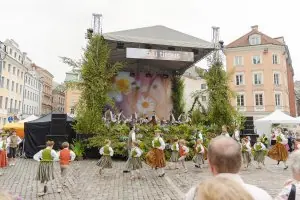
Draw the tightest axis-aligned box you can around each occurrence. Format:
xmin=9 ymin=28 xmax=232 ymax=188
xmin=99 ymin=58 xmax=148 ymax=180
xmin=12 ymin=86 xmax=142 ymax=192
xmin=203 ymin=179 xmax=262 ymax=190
xmin=99 ymin=145 xmax=114 ymax=157
xmin=152 ymin=137 xmax=166 ymax=150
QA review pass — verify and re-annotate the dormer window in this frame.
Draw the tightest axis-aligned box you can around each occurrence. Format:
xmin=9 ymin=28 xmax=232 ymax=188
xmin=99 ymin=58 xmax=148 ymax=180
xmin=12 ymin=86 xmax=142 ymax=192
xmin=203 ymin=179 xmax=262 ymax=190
xmin=249 ymin=34 xmax=261 ymax=45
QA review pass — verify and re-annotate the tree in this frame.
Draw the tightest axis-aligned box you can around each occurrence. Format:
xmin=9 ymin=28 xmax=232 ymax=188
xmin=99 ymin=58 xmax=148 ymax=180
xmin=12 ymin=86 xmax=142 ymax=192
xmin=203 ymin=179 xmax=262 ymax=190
xmin=194 ymin=58 xmax=237 ymax=132
xmin=171 ymin=76 xmax=185 ymax=119
xmin=63 ymin=35 xmax=123 ymax=135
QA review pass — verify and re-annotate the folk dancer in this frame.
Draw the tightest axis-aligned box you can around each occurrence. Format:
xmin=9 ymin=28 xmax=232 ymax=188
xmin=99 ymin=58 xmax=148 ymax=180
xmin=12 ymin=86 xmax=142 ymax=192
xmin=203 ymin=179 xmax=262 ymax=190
xmin=57 ymin=142 xmax=76 ymax=193
xmin=178 ymin=112 xmax=188 ymax=123
xmin=127 ymin=141 xmax=144 ymax=180
xmin=123 ymin=125 xmax=136 ymax=173
xmin=268 ymin=128 xmax=289 ymax=169
xmin=7 ymin=130 xmax=22 ymax=166
xmin=241 ymin=137 xmax=251 ymax=169
xmin=193 ymin=139 xmax=205 ymax=169
xmin=169 ymin=137 xmax=179 ymax=170
xmin=33 ymin=141 xmax=58 ymax=196
xmin=252 ymin=138 xmax=267 ymax=169
xmin=96 ymin=139 xmax=114 ymax=175
xmin=261 ymin=134 xmax=269 ymax=148
xmin=145 ymin=129 xmax=166 ymax=177
xmin=221 ymin=125 xmax=230 ymax=137
xmin=232 ymin=129 xmax=240 ymax=142
xmin=169 ymin=111 xmax=176 ymax=125
xmin=294 ymin=132 xmax=300 ymax=151
xmin=0 ymin=134 xmax=8 ymax=176
xmin=178 ymin=139 xmax=189 ymax=173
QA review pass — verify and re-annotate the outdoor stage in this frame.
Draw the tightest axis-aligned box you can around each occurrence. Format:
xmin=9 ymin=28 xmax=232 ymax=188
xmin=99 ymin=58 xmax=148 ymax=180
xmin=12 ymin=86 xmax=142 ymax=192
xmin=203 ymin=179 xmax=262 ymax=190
xmin=103 ymin=25 xmax=214 ymax=119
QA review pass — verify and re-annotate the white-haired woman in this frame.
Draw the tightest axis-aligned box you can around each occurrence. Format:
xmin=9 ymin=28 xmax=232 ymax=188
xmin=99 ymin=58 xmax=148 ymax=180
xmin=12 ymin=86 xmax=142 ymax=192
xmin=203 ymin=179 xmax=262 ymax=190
xmin=275 ymin=150 xmax=300 ymax=200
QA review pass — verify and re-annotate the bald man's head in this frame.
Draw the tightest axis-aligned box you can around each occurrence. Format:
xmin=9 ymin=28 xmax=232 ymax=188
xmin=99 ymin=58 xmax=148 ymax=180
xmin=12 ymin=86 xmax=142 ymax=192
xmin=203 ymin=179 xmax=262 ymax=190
xmin=208 ymin=136 xmax=242 ymax=174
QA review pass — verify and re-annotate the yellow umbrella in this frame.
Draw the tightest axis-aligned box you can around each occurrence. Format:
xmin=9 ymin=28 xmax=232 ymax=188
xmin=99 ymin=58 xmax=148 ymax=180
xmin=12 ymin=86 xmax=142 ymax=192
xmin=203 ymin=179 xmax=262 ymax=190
xmin=3 ymin=122 xmax=24 ymax=138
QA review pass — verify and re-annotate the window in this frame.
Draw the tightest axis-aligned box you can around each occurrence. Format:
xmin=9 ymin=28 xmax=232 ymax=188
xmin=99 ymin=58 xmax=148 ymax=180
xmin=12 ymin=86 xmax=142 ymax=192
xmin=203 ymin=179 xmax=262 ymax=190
xmin=3 ymin=118 xmax=6 ymax=125
xmin=18 ymin=55 xmax=21 ymax=61
xmin=5 ymin=97 xmax=8 ymax=109
xmin=253 ymin=73 xmax=263 ymax=85
xmin=249 ymin=35 xmax=261 ymax=45
xmin=6 ymin=79 xmax=9 ymax=90
xmin=18 ymin=101 xmax=21 ymax=110
xmin=2 ymin=61 xmax=6 ymax=69
xmin=252 ymin=56 xmax=261 ymax=64
xmin=236 ymin=94 xmax=245 ymax=106
xmin=13 ymin=67 xmax=16 ymax=75
xmin=10 ymin=98 xmax=13 ymax=109
xmin=201 ymin=84 xmax=207 ymax=89
xmin=16 ymin=83 xmax=18 ymax=93
xmin=9 ymin=49 xmax=12 ymax=55
xmin=1 ymin=77 xmax=4 ymax=88
xmin=20 ymin=85 xmax=22 ymax=94
xmin=274 ymin=73 xmax=280 ymax=85
xmin=275 ymin=93 xmax=281 ymax=106
xmin=234 ymin=56 xmax=243 ymax=66
xmin=14 ymin=52 xmax=16 ymax=58
xmin=14 ymin=100 xmax=17 ymax=110
xmin=27 ymin=91 xmax=29 ymax=99
xmin=201 ymin=96 xmax=207 ymax=102
xmin=273 ymin=54 xmax=279 ymax=64
xmin=26 ymin=105 xmax=28 ymax=114
xmin=11 ymin=81 xmax=14 ymax=91
xmin=255 ymin=93 xmax=263 ymax=106
xmin=0 ymin=96 xmax=2 ymax=108
xmin=21 ymin=72 xmax=23 ymax=79
xmin=235 ymin=74 xmax=244 ymax=85
xmin=17 ymin=69 xmax=20 ymax=76
xmin=8 ymin=64 xmax=11 ymax=72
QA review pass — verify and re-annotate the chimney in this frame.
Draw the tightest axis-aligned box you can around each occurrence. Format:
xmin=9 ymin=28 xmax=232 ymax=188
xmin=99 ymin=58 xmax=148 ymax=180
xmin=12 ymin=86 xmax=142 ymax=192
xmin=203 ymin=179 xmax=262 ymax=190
xmin=251 ymin=25 xmax=258 ymax=31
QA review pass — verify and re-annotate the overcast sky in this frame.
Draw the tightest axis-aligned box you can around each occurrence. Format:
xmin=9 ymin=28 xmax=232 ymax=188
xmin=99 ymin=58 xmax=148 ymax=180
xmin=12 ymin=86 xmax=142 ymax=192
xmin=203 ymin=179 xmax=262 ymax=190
xmin=0 ymin=0 xmax=299 ymax=83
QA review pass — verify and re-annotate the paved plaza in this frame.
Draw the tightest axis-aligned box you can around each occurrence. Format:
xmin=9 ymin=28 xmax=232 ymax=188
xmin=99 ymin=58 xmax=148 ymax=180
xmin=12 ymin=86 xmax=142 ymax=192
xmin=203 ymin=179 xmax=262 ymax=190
xmin=0 ymin=157 xmax=292 ymax=200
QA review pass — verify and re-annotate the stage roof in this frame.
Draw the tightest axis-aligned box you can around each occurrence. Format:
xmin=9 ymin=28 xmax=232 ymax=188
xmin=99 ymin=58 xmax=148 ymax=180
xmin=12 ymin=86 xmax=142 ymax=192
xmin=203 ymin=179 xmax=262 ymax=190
xmin=103 ymin=25 xmax=214 ymax=74
xmin=103 ymin=25 xmax=213 ymax=49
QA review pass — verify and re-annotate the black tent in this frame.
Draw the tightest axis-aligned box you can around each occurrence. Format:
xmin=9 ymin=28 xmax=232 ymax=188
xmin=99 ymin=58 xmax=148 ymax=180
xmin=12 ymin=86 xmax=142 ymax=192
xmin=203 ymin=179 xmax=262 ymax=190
xmin=24 ymin=112 xmax=76 ymax=158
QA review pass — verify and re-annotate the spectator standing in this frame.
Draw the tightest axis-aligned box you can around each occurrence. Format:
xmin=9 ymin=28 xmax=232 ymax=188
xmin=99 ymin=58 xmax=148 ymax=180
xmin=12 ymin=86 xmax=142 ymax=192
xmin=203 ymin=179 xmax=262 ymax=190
xmin=7 ymin=130 xmax=22 ymax=166
xmin=185 ymin=136 xmax=272 ymax=200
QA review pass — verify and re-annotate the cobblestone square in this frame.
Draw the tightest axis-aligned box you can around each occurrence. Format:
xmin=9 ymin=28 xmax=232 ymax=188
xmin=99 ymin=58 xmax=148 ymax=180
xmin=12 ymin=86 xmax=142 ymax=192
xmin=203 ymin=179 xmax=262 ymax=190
xmin=0 ymin=157 xmax=292 ymax=200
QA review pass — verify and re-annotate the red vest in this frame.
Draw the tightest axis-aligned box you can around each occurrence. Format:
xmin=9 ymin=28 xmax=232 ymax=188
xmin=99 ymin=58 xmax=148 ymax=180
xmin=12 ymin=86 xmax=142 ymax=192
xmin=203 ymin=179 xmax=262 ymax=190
xmin=60 ymin=149 xmax=71 ymax=165
xmin=179 ymin=146 xmax=186 ymax=157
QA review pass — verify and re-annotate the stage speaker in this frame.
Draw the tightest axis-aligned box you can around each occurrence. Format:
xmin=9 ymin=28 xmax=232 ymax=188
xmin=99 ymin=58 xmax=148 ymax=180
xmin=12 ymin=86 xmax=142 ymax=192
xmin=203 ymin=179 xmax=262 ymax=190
xmin=51 ymin=114 xmax=67 ymax=136
xmin=46 ymin=135 xmax=68 ymax=150
xmin=242 ymin=116 xmax=254 ymax=135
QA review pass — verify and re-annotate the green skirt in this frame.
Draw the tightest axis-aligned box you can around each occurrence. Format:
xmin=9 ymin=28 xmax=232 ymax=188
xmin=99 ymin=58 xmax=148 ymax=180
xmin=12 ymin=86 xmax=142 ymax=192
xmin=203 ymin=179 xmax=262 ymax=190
xmin=36 ymin=161 xmax=54 ymax=183
xmin=170 ymin=151 xmax=179 ymax=162
xmin=96 ymin=155 xmax=113 ymax=169
xmin=253 ymin=151 xmax=265 ymax=163
xmin=127 ymin=157 xmax=143 ymax=170
xmin=192 ymin=153 xmax=204 ymax=165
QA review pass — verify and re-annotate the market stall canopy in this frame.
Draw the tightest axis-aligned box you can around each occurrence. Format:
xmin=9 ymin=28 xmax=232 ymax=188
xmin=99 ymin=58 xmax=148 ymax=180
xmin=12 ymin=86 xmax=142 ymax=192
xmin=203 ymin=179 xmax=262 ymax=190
xmin=2 ymin=122 xmax=24 ymax=138
xmin=255 ymin=110 xmax=300 ymax=124
xmin=19 ymin=115 xmax=39 ymax=123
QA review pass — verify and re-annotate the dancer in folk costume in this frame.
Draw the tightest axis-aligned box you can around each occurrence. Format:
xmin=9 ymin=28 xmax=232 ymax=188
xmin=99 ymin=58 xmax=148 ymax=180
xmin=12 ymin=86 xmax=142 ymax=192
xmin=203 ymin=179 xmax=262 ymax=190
xmin=241 ymin=137 xmax=251 ymax=169
xmin=221 ymin=125 xmax=230 ymax=137
xmin=261 ymin=134 xmax=269 ymax=148
xmin=252 ymin=138 xmax=267 ymax=169
xmin=178 ymin=139 xmax=189 ymax=173
xmin=193 ymin=139 xmax=205 ymax=168
xmin=145 ymin=129 xmax=166 ymax=177
xmin=127 ymin=141 xmax=144 ymax=180
xmin=33 ymin=141 xmax=58 ymax=196
xmin=0 ymin=134 xmax=8 ymax=176
xmin=268 ymin=128 xmax=289 ymax=169
xmin=232 ymin=128 xmax=240 ymax=142
xmin=123 ymin=125 xmax=136 ymax=173
xmin=169 ymin=137 xmax=179 ymax=169
xmin=97 ymin=139 xmax=114 ymax=175
xmin=57 ymin=142 xmax=76 ymax=193
xmin=7 ymin=130 xmax=22 ymax=166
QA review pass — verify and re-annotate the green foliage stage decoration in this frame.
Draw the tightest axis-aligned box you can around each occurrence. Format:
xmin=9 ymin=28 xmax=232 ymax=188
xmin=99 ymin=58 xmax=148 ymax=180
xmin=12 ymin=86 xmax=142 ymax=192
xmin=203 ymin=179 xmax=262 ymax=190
xmin=171 ymin=76 xmax=185 ymax=119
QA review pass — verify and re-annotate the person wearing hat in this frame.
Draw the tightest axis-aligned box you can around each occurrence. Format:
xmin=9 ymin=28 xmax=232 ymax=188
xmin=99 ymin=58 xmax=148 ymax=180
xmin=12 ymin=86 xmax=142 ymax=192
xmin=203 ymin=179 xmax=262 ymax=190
xmin=145 ymin=129 xmax=166 ymax=177
xmin=221 ymin=125 xmax=230 ymax=137
xmin=252 ymin=138 xmax=267 ymax=169
xmin=0 ymin=134 xmax=8 ymax=176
